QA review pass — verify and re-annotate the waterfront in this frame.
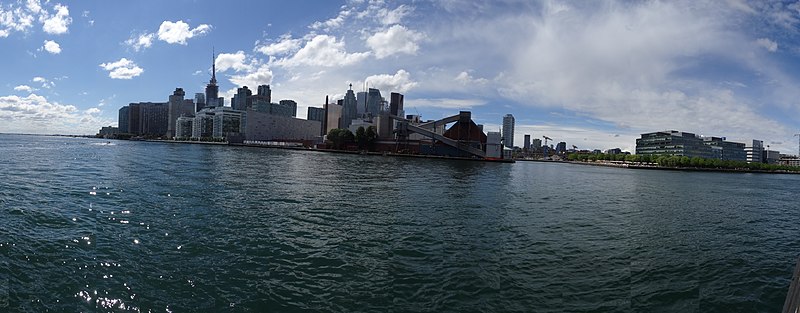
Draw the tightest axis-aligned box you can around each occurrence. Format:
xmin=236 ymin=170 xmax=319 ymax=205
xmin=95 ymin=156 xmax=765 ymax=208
xmin=1 ymin=134 xmax=799 ymax=312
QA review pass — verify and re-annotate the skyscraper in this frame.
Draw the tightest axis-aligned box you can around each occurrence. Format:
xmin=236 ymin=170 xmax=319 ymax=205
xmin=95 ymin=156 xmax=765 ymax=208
xmin=502 ymin=114 xmax=515 ymax=148
xmin=524 ymin=134 xmax=531 ymax=150
xmin=167 ymin=87 xmax=188 ymax=137
xmin=256 ymin=85 xmax=271 ymax=103
xmin=232 ymin=86 xmax=253 ymax=111
xmin=366 ymin=88 xmax=382 ymax=116
xmin=205 ymin=49 xmax=220 ymax=108
xmin=341 ymin=84 xmax=358 ymax=129
xmin=390 ymin=92 xmax=404 ymax=116
xmin=118 ymin=106 xmax=130 ymax=133
xmin=194 ymin=93 xmax=205 ymax=112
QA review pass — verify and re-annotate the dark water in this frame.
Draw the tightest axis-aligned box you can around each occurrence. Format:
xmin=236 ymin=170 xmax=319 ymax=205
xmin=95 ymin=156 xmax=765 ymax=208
xmin=2 ymin=134 xmax=799 ymax=312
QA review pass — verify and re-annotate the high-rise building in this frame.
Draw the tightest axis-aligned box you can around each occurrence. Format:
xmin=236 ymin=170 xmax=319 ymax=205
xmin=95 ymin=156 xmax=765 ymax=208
xmin=532 ymin=138 xmax=542 ymax=149
xmin=278 ymin=100 xmax=297 ymax=117
xmin=502 ymin=114 xmax=515 ymax=148
xmin=308 ymin=107 xmax=325 ymax=123
xmin=256 ymin=85 xmax=271 ymax=103
xmin=232 ymin=86 xmax=253 ymax=111
xmin=134 ymin=102 xmax=169 ymax=136
xmin=205 ymin=49 xmax=220 ymax=108
xmin=118 ymin=106 xmax=130 ymax=133
xmin=390 ymin=92 xmax=404 ymax=116
xmin=356 ymin=91 xmax=367 ymax=116
xmin=168 ymin=88 xmax=194 ymax=137
xmin=366 ymin=88 xmax=382 ymax=116
xmin=341 ymin=84 xmax=358 ymax=129
xmin=555 ymin=142 xmax=567 ymax=154
xmin=194 ymin=93 xmax=205 ymax=112
xmin=524 ymin=134 xmax=531 ymax=150
xmin=325 ymin=102 xmax=342 ymax=134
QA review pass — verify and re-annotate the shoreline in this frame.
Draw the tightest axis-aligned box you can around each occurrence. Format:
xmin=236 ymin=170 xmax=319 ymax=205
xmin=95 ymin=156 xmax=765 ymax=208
xmin=140 ymin=139 xmax=515 ymax=163
xmin=517 ymin=158 xmax=800 ymax=175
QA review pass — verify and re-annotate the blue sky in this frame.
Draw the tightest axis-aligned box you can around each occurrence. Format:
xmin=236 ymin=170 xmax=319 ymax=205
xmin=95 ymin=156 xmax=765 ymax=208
xmin=3 ymin=0 xmax=800 ymax=153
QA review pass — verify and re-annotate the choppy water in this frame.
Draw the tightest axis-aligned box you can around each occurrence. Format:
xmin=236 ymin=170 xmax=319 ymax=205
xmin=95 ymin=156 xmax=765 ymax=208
xmin=1 ymin=134 xmax=799 ymax=312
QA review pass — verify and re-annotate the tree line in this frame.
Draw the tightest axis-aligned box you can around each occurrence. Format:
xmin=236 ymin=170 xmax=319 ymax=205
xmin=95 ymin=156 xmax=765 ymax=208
xmin=567 ymin=153 xmax=800 ymax=172
xmin=326 ymin=126 xmax=377 ymax=151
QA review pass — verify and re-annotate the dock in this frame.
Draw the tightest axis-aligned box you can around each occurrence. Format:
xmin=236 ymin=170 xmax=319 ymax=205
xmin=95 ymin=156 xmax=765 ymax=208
xmin=783 ymin=258 xmax=800 ymax=313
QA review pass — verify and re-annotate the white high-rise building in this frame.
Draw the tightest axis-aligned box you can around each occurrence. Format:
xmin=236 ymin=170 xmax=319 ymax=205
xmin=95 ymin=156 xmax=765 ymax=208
xmin=502 ymin=114 xmax=515 ymax=148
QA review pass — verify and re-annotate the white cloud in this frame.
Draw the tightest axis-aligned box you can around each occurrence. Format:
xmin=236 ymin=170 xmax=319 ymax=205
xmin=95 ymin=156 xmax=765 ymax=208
xmin=378 ymin=4 xmax=412 ymax=25
xmin=310 ymin=8 xmax=352 ymax=31
xmin=455 ymin=71 xmax=488 ymax=85
xmin=364 ymin=69 xmax=417 ymax=92
xmin=84 ymin=107 xmax=100 ymax=115
xmin=229 ymin=65 xmax=274 ymax=89
xmin=42 ymin=40 xmax=61 ymax=54
xmin=157 ymin=20 xmax=211 ymax=45
xmin=31 ymin=76 xmax=54 ymax=88
xmin=366 ymin=25 xmax=425 ymax=59
xmin=40 ymin=4 xmax=71 ymax=34
xmin=215 ymin=51 xmax=251 ymax=72
xmin=13 ymin=85 xmax=34 ymax=93
xmin=0 ymin=93 xmax=113 ymax=134
xmin=276 ymin=35 xmax=370 ymax=67
xmin=256 ymin=35 xmax=302 ymax=56
xmin=405 ymin=98 xmax=486 ymax=109
xmin=99 ymin=58 xmax=144 ymax=79
xmin=755 ymin=37 xmax=778 ymax=52
xmin=125 ymin=33 xmax=154 ymax=51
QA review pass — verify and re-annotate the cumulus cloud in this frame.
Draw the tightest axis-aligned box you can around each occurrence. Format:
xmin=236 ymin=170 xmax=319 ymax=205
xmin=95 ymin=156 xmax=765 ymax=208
xmin=99 ymin=58 xmax=144 ymax=79
xmin=215 ymin=51 xmax=251 ymax=72
xmin=256 ymin=35 xmax=302 ymax=56
xmin=455 ymin=71 xmax=488 ymax=85
xmin=0 ymin=93 xmax=113 ymax=134
xmin=40 ymin=4 xmax=71 ymax=34
xmin=42 ymin=40 xmax=61 ymax=54
xmin=755 ymin=37 xmax=778 ymax=52
xmin=377 ymin=4 xmax=412 ymax=25
xmin=229 ymin=65 xmax=274 ymax=89
xmin=310 ymin=8 xmax=352 ymax=31
xmin=276 ymin=35 xmax=370 ymax=67
xmin=366 ymin=25 xmax=425 ymax=58
xmin=365 ymin=69 xmax=417 ymax=92
xmin=125 ymin=33 xmax=154 ymax=51
xmin=31 ymin=76 xmax=54 ymax=88
xmin=13 ymin=85 xmax=34 ymax=93
xmin=157 ymin=20 xmax=211 ymax=45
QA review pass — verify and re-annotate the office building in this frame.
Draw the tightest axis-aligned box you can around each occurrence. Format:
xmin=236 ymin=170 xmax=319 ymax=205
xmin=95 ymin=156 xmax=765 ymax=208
xmin=342 ymin=84 xmax=358 ymax=129
xmin=532 ymin=138 xmax=542 ymax=149
xmin=256 ymin=85 xmax=271 ymax=103
xmin=745 ymin=140 xmax=764 ymax=163
xmin=168 ymin=88 xmax=195 ymax=138
xmin=502 ymin=114 xmax=515 ymax=148
xmin=702 ymin=137 xmax=746 ymax=161
xmin=390 ymin=92 xmax=404 ymax=116
xmin=212 ymin=107 xmax=245 ymax=139
xmin=138 ymin=102 xmax=169 ymax=136
xmin=555 ymin=142 xmax=567 ymax=154
xmin=278 ymin=100 xmax=297 ymax=117
xmin=232 ymin=86 xmax=253 ymax=111
xmin=324 ymin=102 xmax=342 ymax=135
xmin=194 ymin=93 xmax=205 ymax=112
xmin=524 ymin=134 xmax=531 ymax=150
xmin=192 ymin=110 xmax=215 ymax=139
xmin=367 ymin=88 xmax=382 ymax=116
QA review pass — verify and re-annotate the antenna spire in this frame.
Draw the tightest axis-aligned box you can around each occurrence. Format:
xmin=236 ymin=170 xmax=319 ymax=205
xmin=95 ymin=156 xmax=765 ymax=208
xmin=210 ymin=46 xmax=217 ymax=85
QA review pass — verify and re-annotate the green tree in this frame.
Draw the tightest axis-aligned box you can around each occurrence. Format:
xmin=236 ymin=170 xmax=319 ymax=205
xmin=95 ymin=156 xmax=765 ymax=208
xmin=355 ymin=126 xmax=367 ymax=150
xmin=365 ymin=126 xmax=377 ymax=151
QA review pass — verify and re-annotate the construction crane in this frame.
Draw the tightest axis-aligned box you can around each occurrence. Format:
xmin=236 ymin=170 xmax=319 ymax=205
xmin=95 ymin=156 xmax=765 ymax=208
xmin=542 ymin=135 xmax=552 ymax=147
xmin=572 ymin=145 xmax=578 ymax=150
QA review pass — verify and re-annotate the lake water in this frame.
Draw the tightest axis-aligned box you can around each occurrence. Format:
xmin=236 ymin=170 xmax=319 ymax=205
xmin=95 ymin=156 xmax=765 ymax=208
xmin=1 ymin=134 xmax=799 ymax=312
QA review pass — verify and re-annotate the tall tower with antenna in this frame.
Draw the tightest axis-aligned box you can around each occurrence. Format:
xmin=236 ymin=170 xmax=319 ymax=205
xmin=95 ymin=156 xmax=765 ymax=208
xmin=204 ymin=47 xmax=219 ymax=108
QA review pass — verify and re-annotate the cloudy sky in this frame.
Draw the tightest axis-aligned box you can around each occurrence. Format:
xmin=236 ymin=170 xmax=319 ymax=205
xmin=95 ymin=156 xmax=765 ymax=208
xmin=2 ymin=0 xmax=800 ymax=153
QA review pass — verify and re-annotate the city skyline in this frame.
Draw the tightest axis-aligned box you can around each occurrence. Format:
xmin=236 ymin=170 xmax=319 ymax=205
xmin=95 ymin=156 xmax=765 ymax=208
xmin=4 ymin=0 xmax=800 ymax=152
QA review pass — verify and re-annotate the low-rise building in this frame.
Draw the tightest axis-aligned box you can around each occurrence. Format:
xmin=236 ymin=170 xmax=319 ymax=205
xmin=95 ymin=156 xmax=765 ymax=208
xmin=245 ymin=110 xmax=320 ymax=142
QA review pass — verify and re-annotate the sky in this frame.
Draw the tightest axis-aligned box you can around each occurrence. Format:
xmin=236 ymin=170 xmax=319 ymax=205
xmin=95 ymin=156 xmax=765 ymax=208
xmin=3 ymin=0 xmax=800 ymax=153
